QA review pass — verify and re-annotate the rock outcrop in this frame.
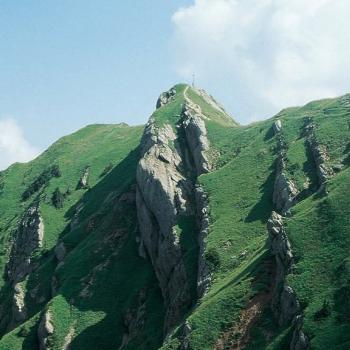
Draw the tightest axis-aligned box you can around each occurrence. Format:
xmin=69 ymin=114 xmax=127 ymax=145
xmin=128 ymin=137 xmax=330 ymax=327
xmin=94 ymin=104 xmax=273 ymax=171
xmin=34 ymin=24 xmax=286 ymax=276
xmin=136 ymin=120 xmax=193 ymax=332
xmin=182 ymin=103 xmax=211 ymax=175
xmin=62 ymin=326 xmax=75 ymax=350
xmin=267 ymin=212 xmax=308 ymax=347
xmin=272 ymin=121 xmax=298 ymax=214
xmin=156 ymin=88 xmax=176 ymax=109
xmin=279 ymin=285 xmax=300 ymax=325
xmin=308 ymin=138 xmax=334 ymax=186
xmin=178 ymin=321 xmax=192 ymax=350
xmin=304 ymin=118 xmax=334 ymax=188
xmin=290 ymin=315 xmax=309 ymax=350
xmin=273 ymin=157 xmax=298 ymax=214
xmin=6 ymin=204 xmax=44 ymax=328
xmin=136 ymin=92 xmax=212 ymax=332
xmin=269 ymin=119 xmax=311 ymax=348
xmin=7 ymin=205 xmax=44 ymax=284
xmin=267 ymin=212 xmax=293 ymax=286
xmin=77 ymin=167 xmax=90 ymax=189
xmin=38 ymin=309 xmax=54 ymax=350
xmin=273 ymin=119 xmax=282 ymax=134
xmin=12 ymin=283 xmax=26 ymax=323
xmin=195 ymin=88 xmax=230 ymax=117
xmin=195 ymin=186 xmax=211 ymax=297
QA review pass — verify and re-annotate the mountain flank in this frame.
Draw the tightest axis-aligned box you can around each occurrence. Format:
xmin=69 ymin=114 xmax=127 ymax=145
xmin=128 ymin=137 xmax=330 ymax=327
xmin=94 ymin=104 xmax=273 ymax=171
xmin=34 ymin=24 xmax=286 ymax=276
xmin=0 ymin=85 xmax=349 ymax=349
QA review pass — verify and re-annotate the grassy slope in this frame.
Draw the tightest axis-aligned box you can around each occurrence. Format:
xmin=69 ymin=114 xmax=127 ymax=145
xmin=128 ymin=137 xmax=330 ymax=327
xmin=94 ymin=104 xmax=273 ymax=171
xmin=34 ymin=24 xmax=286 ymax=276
xmin=160 ymin=87 xmax=276 ymax=349
xmin=164 ymin=93 xmax=350 ymax=349
xmin=0 ymin=87 xmax=350 ymax=350
xmin=0 ymin=123 xmax=165 ymax=349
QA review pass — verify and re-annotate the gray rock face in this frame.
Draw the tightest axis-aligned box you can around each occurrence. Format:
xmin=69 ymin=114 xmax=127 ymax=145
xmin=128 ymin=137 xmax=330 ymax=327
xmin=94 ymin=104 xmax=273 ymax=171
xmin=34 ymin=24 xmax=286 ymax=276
xmin=195 ymin=88 xmax=230 ymax=117
xmin=38 ymin=309 xmax=54 ymax=350
xmin=178 ymin=320 xmax=192 ymax=350
xmin=182 ymin=103 xmax=211 ymax=175
xmin=77 ymin=167 xmax=90 ymax=189
xmin=273 ymin=119 xmax=282 ymax=134
xmin=308 ymin=138 xmax=334 ymax=186
xmin=136 ymin=120 xmax=193 ymax=332
xmin=267 ymin=212 xmax=308 ymax=345
xmin=7 ymin=205 xmax=44 ymax=284
xmin=137 ymin=86 xmax=217 ymax=333
xmin=137 ymin=121 xmax=191 ymax=234
xmin=290 ymin=315 xmax=309 ymax=350
xmin=136 ymin=96 xmax=213 ymax=332
xmin=156 ymin=88 xmax=176 ymax=109
xmin=12 ymin=283 xmax=26 ymax=323
xmin=267 ymin=212 xmax=300 ymax=325
xmin=62 ymin=327 xmax=75 ymax=350
xmin=195 ymin=186 xmax=211 ymax=297
xmin=267 ymin=211 xmax=293 ymax=284
xmin=304 ymin=119 xmax=334 ymax=187
xmin=272 ymin=124 xmax=298 ymax=214
xmin=6 ymin=205 xmax=44 ymax=328
xmin=273 ymin=159 xmax=298 ymax=214
xmin=280 ymin=285 xmax=300 ymax=325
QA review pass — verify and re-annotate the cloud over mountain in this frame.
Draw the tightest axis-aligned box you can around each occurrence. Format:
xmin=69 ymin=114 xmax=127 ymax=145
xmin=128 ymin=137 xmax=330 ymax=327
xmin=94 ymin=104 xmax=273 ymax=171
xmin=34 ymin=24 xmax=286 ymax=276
xmin=0 ymin=118 xmax=39 ymax=170
xmin=172 ymin=0 xmax=350 ymax=122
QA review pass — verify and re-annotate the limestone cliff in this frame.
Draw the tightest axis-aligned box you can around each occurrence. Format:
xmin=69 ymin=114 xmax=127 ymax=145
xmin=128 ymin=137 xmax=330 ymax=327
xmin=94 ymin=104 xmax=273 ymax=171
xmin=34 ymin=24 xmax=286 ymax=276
xmin=136 ymin=120 xmax=192 ymax=332
xmin=6 ymin=204 xmax=45 ymax=327
xmin=304 ymin=118 xmax=334 ymax=188
xmin=194 ymin=186 xmax=211 ymax=298
xmin=272 ymin=120 xmax=299 ymax=214
xmin=38 ymin=309 xmax=54 ymax=350
xmin=182 ymin=103 xmax=211 ymax=175
xmin=136 ymin=87 xmax=212 ymax=332
xmin=267 ymin=212 xmax=308 ymax=349
xmin=7 ymin=205 xmax=44 ymax=284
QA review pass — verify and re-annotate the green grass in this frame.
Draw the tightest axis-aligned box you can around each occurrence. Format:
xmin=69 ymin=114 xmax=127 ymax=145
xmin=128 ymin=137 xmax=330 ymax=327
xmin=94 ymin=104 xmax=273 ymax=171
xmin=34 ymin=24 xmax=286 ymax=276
xmin=0 ymin=123 xmax=167 ymax=349
xmin=285 ymin=167 xmax=350 ymax=349
xmin=185 ymin=87 xmax=237 ymax=127
xmin=163 ymin=93 xmax=350 ymax=348
xmin=151 ymin=84 xmax=187 ymax=128
xmin=1 ymin=89 xmax=350 ymax=349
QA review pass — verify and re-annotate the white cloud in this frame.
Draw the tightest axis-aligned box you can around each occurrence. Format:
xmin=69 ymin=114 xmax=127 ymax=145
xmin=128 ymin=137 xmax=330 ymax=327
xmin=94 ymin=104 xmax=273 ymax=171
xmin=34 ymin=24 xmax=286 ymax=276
xmin=172 ymin=0 xmax=350 ymax=122
xmin=0 ymin=118 xmax=40 ymax=170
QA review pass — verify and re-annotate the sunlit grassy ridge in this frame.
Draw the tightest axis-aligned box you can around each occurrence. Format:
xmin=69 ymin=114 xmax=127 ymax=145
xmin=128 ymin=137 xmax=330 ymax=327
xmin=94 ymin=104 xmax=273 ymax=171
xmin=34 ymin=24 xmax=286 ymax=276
xmin=0 ymin=87 xmax=349 ymax=349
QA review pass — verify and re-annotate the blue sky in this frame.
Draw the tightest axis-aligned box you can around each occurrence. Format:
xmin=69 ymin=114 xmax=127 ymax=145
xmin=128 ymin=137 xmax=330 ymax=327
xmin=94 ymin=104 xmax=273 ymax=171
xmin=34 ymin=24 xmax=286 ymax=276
xmin=1 ymin=0 xmax=350 ymax=169
xmin=0 ymin=1 xmax=190 ymax=153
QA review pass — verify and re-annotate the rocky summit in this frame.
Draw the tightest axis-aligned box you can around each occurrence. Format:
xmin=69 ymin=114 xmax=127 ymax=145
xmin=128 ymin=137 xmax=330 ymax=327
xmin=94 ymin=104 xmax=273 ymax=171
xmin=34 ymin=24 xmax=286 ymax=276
xmin=0 ymin=84 xmax=349 ymax=349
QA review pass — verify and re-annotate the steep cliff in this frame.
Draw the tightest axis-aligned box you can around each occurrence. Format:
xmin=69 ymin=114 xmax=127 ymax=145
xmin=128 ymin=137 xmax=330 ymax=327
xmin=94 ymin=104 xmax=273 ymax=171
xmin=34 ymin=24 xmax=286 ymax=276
xmin=136 ymin=85 xmax=231 ymax=331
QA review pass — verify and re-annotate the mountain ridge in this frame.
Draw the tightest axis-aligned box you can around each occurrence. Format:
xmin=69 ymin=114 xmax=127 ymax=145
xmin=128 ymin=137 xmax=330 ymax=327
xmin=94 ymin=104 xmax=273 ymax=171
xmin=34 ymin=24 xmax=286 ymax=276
xmin=0 ymin=85 xmax=349 ymax=349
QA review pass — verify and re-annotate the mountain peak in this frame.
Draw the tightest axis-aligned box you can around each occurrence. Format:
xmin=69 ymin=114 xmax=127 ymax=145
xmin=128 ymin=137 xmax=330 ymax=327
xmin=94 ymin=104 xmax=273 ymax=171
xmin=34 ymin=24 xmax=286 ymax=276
xmin=154 ymin=83 xmax=237 ymax=127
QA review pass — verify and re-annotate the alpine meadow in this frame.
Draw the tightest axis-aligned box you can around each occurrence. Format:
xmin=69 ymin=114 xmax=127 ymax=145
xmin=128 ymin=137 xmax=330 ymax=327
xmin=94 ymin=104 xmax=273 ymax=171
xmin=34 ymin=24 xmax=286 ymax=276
xmin=1 ymin=1 xmax=350 ymax=349
xmin=0 ymin=84 xmax=350 ymax=349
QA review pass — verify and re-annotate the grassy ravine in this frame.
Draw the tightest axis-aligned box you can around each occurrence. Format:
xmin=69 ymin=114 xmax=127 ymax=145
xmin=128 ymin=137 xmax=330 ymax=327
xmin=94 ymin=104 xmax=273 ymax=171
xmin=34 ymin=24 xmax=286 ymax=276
xmin=0 ymin=86 xmax=350 ymax=349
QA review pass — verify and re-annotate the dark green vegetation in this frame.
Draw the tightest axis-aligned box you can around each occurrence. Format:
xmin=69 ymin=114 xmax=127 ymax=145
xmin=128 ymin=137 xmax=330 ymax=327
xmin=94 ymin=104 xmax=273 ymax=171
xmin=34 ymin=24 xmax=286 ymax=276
xmin=0 ymin=85 xmax=349 ymax=349
xmin=22 ymin=164 xmax=61 ymax=201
